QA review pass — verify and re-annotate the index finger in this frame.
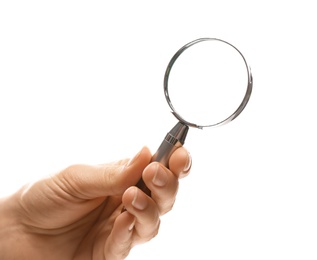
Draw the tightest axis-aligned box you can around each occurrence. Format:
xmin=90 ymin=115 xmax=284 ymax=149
xmin=168 ymin=147 xmax=192 ymax=179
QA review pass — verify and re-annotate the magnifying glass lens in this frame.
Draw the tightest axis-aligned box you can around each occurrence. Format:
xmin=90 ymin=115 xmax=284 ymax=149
xmin=167 ymin=39 xmax=249 ymax=127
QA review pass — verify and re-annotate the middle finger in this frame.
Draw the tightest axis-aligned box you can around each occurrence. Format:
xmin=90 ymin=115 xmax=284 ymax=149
xmin=122 ymin=186 xmax=160 ymax=244
xmin=142 ymin=162 xmax=179 ymax=215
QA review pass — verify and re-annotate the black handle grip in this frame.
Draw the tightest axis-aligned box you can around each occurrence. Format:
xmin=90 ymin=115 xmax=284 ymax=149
xmin=136 ymin=122 xmax=189 ymax=197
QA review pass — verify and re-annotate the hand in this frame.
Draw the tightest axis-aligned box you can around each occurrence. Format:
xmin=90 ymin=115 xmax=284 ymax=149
xmin=0 ymin=146 xmax=191 ymax=260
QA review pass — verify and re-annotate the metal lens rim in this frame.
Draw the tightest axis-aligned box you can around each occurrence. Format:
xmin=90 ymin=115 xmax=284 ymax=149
xmin=163 ymin=37 xmax=253 ymax=129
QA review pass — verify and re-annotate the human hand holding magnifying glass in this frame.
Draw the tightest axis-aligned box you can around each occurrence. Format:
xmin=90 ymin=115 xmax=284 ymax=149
xmin=136 ymin=38 xmax=253 ymax=196
xmin=0 ymin=38 xmax=252 ymax=260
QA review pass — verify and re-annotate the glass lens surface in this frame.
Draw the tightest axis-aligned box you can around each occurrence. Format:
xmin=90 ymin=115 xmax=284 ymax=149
xmin=167 ymin=39 xmax=249 ymax=127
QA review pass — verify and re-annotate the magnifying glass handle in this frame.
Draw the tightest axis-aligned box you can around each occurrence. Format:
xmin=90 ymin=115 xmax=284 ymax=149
xmin=136 ymin=121 xmax=189 ymax=197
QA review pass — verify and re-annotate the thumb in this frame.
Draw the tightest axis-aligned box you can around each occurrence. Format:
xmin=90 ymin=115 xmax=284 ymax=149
xmin=53 ymin=147 xmax=152 ymax=199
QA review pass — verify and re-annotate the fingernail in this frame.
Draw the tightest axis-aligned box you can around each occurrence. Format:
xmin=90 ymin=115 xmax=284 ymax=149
xmin=128 ymin=218 xmax=136 ymax=231
xmin=127 ymin=148 xmax=142 ymax=167
xmin=152 ymin=164 xmax=168 ymax=187
xmin=132 ymin=188 xmax=148 ymax=210
xmin=183 ymin=152 xmax=192 ymax=173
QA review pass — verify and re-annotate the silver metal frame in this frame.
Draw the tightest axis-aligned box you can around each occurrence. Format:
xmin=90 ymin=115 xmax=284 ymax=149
xmin=164 ymin=38 xmax=253 ymax=129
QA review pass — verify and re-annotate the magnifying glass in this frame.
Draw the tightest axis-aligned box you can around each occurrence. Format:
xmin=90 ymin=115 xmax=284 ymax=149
xmin=136 ymin=38 xmax=253 ymax=196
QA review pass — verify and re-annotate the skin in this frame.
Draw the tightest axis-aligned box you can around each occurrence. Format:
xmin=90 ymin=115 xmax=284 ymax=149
xmin=0 ymin=146 xmax=191 ymax=260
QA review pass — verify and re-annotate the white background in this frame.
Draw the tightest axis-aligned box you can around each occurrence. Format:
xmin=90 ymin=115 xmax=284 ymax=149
xmin=0 ymin=1 xmax=316 ymax=259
